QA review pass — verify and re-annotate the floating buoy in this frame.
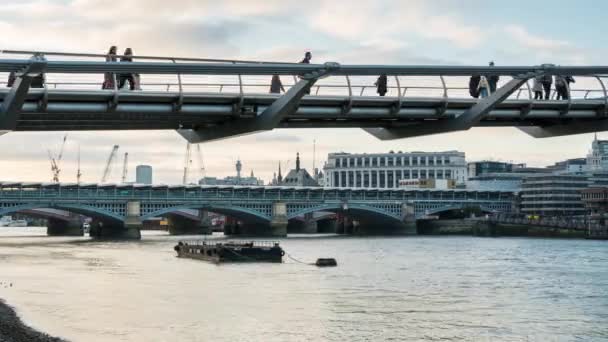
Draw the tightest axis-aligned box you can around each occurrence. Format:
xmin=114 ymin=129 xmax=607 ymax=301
xmin=315 ymin=258 xmax=337 ymax=267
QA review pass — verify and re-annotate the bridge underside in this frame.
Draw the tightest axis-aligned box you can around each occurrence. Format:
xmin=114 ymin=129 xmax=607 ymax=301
xmin=2 ymin=90 xmax=607 ymax=140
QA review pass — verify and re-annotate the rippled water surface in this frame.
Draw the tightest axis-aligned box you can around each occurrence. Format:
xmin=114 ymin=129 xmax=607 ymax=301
xmin=0 ymin=227 xmax=607 ymax=341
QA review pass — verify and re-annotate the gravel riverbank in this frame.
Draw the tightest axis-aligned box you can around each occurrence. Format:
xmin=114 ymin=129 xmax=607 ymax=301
xmin=0 ymin=299 xmax=66 ymax=342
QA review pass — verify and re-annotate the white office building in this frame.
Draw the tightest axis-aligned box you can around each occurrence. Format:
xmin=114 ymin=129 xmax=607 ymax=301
xmin=586 ymin=134 xmax=608 ymax=171
xmin=323 ymin=151 xmax=467 ymax=188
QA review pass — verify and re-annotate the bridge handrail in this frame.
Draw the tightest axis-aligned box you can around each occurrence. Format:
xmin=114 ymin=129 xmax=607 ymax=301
xmin=30 ymin=81 xmax=608 ymax=99
xmin=1 ymin=56 xmax=608 ymax=76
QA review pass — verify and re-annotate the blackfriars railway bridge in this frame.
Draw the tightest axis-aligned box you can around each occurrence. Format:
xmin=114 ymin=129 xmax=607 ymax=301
xmin=0 ymin=50 xmax=607 ymax=141
xmin=0 ymin=182 xmax=514 ymax=239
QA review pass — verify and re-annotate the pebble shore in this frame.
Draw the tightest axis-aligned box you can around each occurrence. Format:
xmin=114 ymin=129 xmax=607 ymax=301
xmin=0 ymin=299 xmax=66 ymax=342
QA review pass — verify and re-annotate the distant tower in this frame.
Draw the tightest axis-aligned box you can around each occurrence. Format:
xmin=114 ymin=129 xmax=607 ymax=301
xmin=135 ymin=165 xmax=153 ymax=185
xmin=250 ymin=170 xmax=254 ymax=178
xmin=236 ymin=159 xmax=242 ymax=179
xmin=296 ymin=152 xmax=301 ymax=172
xmin=277 ymin=163 xmax=283 ymax=183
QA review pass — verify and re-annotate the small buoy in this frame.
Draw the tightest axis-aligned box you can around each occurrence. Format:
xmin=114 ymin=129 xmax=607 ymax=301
xmin=315 ymin=258 xmax=337 ymax=267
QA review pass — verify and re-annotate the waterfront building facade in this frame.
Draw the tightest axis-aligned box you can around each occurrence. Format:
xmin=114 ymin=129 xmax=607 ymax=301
xmin=323 ymin=150 xmax=467 ymax=188
xmin=467 ymin=161 xmax=526 ymax=178
xmin=520 ymin=174 xmax=590 ymax=216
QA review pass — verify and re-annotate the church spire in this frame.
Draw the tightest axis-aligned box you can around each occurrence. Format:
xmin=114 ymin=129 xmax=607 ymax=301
xmin=277 ymin=162 xmax=283 ymax=183
xmin=296 ymin=152 xmax=301 ymax=172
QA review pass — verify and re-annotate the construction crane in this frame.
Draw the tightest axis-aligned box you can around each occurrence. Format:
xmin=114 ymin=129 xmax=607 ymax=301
xmin=101 ymin=145 xmax=119 ymax=183
xmin=47 ymin=134 xmax=68 ymax=183
xmin=182 ymin=142 xmax=192 ymax=185
xmin=196 ymin=144 xmax=206 ymax=184
xmin=121 ymin=152 xmax=129 ymax=184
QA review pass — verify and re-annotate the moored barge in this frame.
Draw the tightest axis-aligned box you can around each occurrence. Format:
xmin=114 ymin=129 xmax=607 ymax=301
xmin=174 ymin=240 xmax=284 ymax=263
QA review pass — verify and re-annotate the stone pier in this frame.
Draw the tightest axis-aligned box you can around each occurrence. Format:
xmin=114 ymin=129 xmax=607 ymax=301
xmin=167 ymin=211 xmax=212 ymax=235
xmin=269 ymin=202 xmax=288 ymax=237
xmin=89 ymin=201 xmax=142 ymax=240
xmin=46 ymin=217 xmax=83 ymax=236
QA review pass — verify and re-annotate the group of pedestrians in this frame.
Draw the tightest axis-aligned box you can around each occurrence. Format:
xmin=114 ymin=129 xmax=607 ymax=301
xmin=102 ymin=46 xmax=140 ymax=90
xmin=533 ymin=74 xmax=575 ymax=100
xmin=468 ymin=61 xmax=500 ymax=98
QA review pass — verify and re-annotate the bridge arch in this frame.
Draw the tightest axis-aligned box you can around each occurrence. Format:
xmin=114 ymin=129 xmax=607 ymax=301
xmin=0 ymin=203 xmax=125 ymax=223
xmin=141 ymin=204 xmax=271 ymax=223
xmin=287 ymin=203 xmax=403 ymax=223
xmin=419 ymin=204 xmax=497 ymax=219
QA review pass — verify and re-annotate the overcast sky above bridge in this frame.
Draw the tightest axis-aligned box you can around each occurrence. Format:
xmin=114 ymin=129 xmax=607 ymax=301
xmin=0 ymin=0 xmax=606 ymax=184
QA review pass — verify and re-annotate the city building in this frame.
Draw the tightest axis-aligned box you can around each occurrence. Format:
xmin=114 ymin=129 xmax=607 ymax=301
xmin=467 ymin=167 xmax=549 ymax=192
xmin=586 ymin=134 xmax=608 ymax=171
xmin=135 ymin=165 xmax=153 ymax=184
xmin=279 ymin=153 xmax=319 ymax=187
xmin=547 ymin=158 xmax=587 ymax=174
xmin=467 ymin=161 xmax=526 ymax=178
xmin=581 ymin=187 xmax=608 ymax=218
xmin=198 ymin=160 xmax=263 ymax=186
xmin=323 ymin=150 xmax=467 ymax=188
xmin=520 ymin=174 xmax=590 ymax=216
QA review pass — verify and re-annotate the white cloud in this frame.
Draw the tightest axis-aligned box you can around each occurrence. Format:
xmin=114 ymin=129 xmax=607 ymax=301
xmin=504 ymin=25 xmax=570 ymax=50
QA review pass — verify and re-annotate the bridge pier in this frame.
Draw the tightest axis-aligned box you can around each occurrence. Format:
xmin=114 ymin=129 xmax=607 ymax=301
xmin=167 ymin=211 xmax=212 ymax=235
xmin=287 ymin=213 xmax=318 ymax=234
xmin=46 ymin=217 xmax=83 ymax=237
xmin=89 ymin=201 xmax=142 ymax=240
xmin=269 ymin=202 xmax=288 ymax=237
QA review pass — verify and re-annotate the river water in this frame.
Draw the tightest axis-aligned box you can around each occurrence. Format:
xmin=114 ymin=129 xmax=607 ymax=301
xmin=0 ymin=227 xmax=607 ymax=342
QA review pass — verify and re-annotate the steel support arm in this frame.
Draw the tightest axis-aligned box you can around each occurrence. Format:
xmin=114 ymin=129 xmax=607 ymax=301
xmin=0 ymin=56 xmax=47 ymax=130
xmin=363 ymin=75 xmax=531 ymax=140
xmin=178 ymin=75 xmax=321 ymax=143
xmin=518 ymin=120 xmax=608 ymax=138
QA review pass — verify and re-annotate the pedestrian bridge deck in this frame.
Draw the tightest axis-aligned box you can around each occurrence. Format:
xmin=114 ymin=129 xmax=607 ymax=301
xmin=1 ymin=50 xmax=607 ymax=141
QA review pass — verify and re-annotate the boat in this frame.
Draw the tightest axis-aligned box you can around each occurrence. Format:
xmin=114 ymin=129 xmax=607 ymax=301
xmin=174 ymin=240 xmax=284 ymax=263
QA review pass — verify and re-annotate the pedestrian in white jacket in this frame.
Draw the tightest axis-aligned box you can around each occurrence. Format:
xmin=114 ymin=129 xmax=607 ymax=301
xmin=478 ymin=76 xmax=490 ymax=98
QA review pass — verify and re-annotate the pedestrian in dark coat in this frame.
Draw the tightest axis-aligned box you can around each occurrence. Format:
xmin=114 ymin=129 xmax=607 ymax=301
xmin=541 ymin=74 xmax=553 ymax=100
xmin=555 ymin=75 xmax=575 ymax=100
xmin=487 ymin=61 xmax=499 ymax=94
xmin=299 ymin=51 xmax=312 ymax=94
xmin=102 ymin=45 xmax=117 ymax=90
xmin=375 ymin=74 xmax=388 ymax=96
xmin=270 ymin=74 xmax=285 ymax=94
xmin=469 ymin=75 xmax=480 ymax=98
xmin=118 ymin=48 xmax=136 ymax=90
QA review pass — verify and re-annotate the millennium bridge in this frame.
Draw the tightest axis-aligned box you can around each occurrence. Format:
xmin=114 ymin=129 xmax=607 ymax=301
xmin=0 ymin=50 xmax=608 ymax=141
xmin=0 ymin=181 xmax=514 ymax=239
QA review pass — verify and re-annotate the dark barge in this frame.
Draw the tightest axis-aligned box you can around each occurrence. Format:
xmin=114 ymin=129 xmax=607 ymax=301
xmin=174 ymin=240 xmax=284 ymax=263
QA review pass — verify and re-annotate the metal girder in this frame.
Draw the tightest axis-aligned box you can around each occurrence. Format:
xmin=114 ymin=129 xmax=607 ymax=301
xmin=363 ymin=75 xmax=532 ymax=140
xmin=0 ymin=59 xmax=608 ymax=76
xmin=518 ymin=120 xmax=608 ymax=138
xmin=177 ymin=70 xmax=330 ymax=143
xmin=0 ymin=56 xmax=46 ymax=130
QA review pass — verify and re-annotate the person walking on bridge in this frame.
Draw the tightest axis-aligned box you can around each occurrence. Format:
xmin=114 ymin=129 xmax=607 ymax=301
xmin=555 ymin=75 xmax=575 ymax=100
xmin=375 ymin=74 xmax=388 ymax=96
xmin=533 ymin=76 xmax=543 ymax=100
xmin=102 ymin=45 xmax=117 ymax=90
xmin=270 ymin=74 xmax=285 ymax=94
xmin=478 ymin=75 xmax=490 ymax=98
xmin=541 ymin=74 xmax=553 ymax=100
xmin=118 ymin=48 xmax=136 ymax=90
xmin=299 ymin=51 xmax=312 ymax=94
xmin=487 ymin=61 xmax=499 ymax=94
xmin=469 ymin=74 xmax=480 ymax=98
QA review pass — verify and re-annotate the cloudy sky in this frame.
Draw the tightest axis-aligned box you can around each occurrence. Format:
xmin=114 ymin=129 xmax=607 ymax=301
xmin=0 ymin=0 xmax=607 ymax=184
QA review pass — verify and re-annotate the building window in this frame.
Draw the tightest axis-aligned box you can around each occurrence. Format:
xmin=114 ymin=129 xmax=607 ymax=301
xmin=396 ymin=158 xmax=402 ymax=166
xmin=437 ymin=170 xmax=444 ymax=179
xmin=371 ymin=172 xmax=378 ymax=187
xmin=380 ymin=157 xmax=386 ymax=167
xmin=388 ymin=172 xmax=394 ymax=188
xmin=445 ymin=170 xmax=452 ymax=178
xmin=412 ymin=170 xmax=419 ymax=179
xmin=412 ymin=157 xmax=418 ymax=166
xmin=429 ymin=170 xmax=435 ymax=178
xmin=379 ymin=172 xmax=386 ymax=188
xmin=333 ymin=172 xmax=339 ymax=186
xmin=404 ymin=157 xmax=410 ymax=166
xmin=372 ymin=158 xmax=378 ymax=167
xmin=420 ymin=170 xmax=427 ymax=179
xmin=364 ymin=158 xmax=370 ymax=167
xmin=388 ymin=158 xmax=394 ymax=167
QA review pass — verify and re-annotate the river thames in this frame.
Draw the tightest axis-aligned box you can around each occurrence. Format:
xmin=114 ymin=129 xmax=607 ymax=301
xmin=0 ymin=227 xmax=607 ymax=341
